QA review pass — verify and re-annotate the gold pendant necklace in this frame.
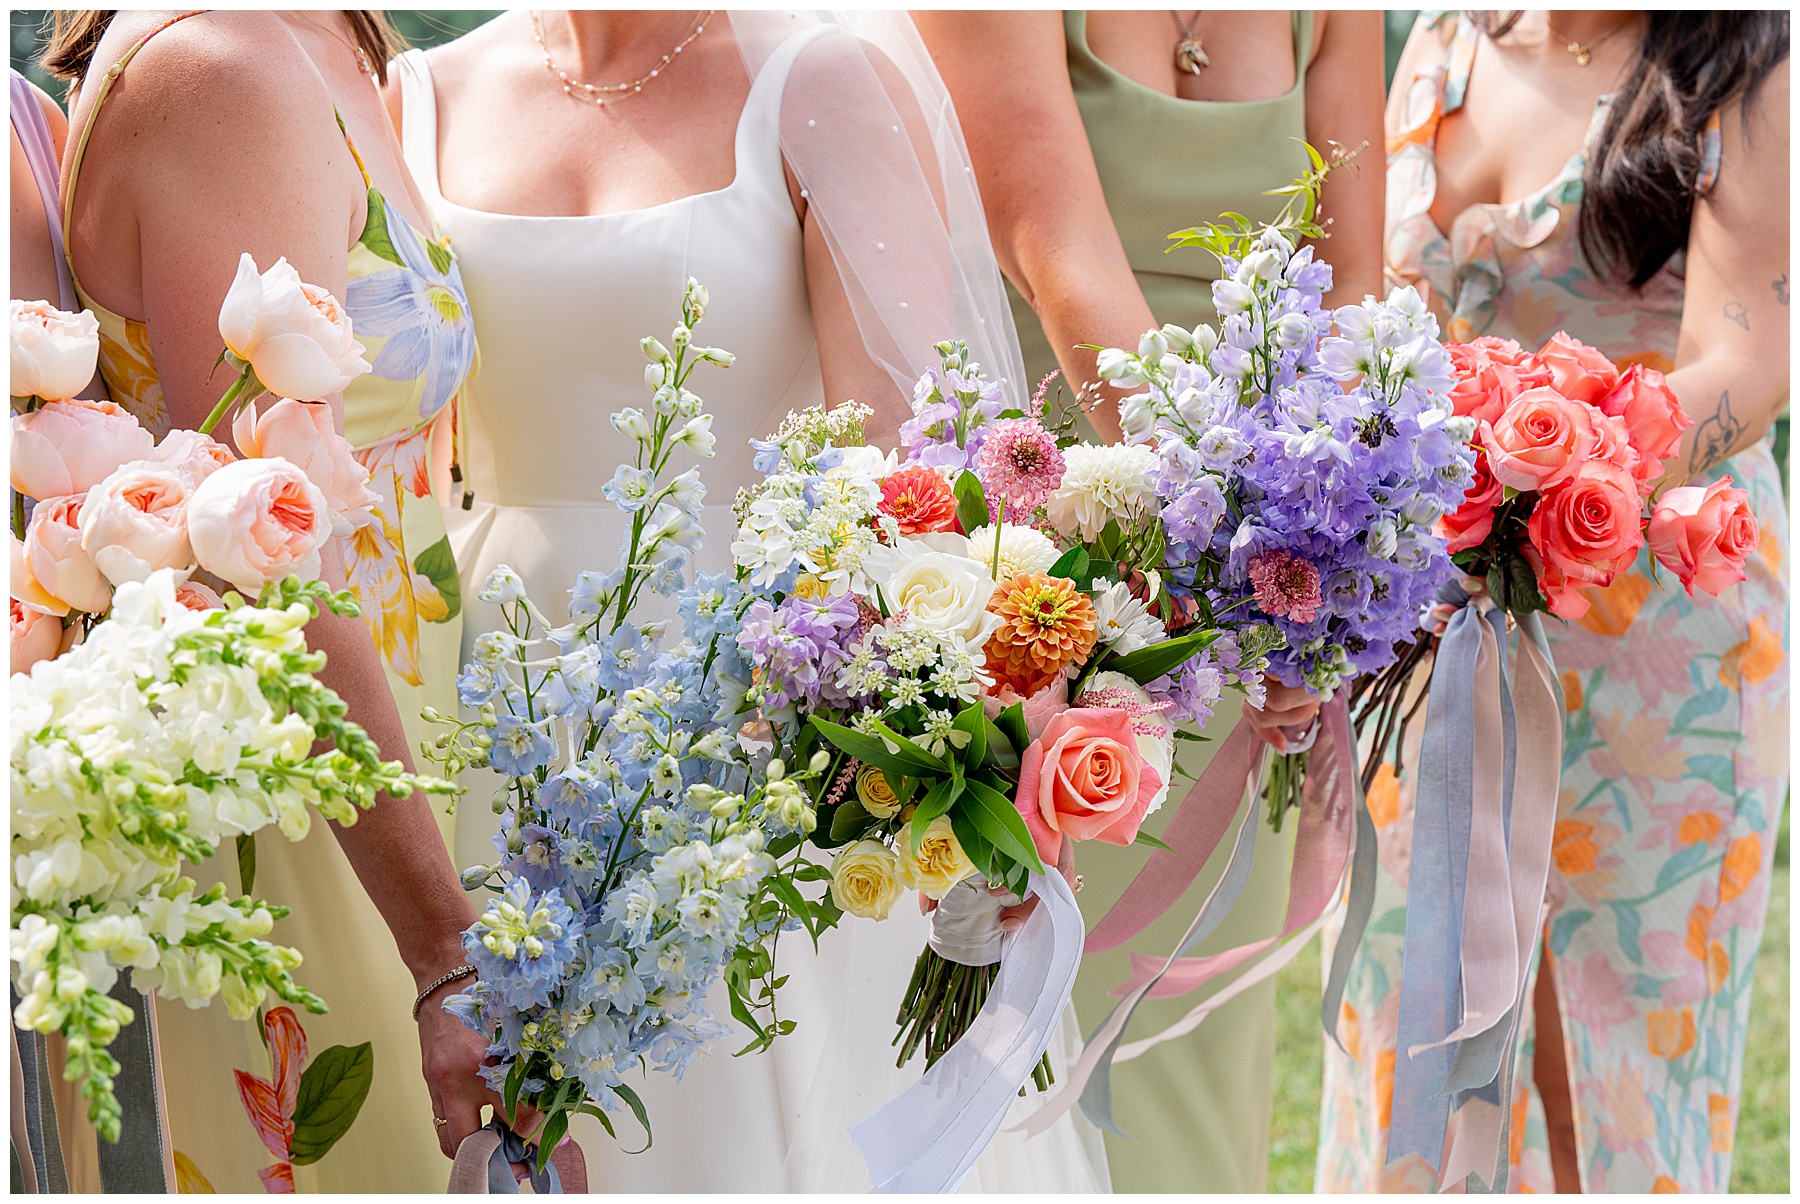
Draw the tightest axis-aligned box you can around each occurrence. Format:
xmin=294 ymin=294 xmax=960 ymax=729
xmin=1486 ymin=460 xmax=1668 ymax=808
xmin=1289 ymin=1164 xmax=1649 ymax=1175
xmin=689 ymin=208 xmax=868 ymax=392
xmin=303 ymin=13 xmax=375 ymax=79
xmin=1172 ymin=10 xmax=1209 ymax=75
xmin=1544 ymin=17 xmax=1630 ymax=68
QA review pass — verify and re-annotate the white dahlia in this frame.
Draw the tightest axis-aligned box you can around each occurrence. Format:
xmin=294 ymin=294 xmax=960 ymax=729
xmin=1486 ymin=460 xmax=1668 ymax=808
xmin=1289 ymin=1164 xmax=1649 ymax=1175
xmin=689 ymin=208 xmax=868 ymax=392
xmin=1046 ymin=444 xmax=1159 ymax=542
xmin=963 ymin=523 xmax=1061 ymax=582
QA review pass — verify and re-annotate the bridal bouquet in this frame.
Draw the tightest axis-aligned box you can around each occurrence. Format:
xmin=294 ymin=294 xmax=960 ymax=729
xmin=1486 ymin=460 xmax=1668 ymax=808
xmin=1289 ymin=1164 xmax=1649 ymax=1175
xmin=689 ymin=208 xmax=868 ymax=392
xmin=421 ymin=280 xmax=836 ymax=1164
xmin=726 ymin=341 xmax=1248 ymax=1086
xmin=9 ymin=269 xmax=453 ymax=1141
xmin=1095 ymin=214 xmax=1477 ymax=823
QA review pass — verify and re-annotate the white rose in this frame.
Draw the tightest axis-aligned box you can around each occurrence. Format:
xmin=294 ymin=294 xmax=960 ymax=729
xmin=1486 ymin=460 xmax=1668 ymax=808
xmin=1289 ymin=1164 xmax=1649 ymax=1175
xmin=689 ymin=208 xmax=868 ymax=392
xmin=217 ymin=253 xmax=371 ymax=399
xmin=964 ymin=523 xmax=1060 ymax=582
xmin=1046 ymin=444 xmax=1159 ymax=542
xmin=77 ymin=461 xmax=195 ymax=585
xmin=11 ymin=300 xmax=99 ymax=402
xmin=882 ymin=540 xmax=1004 ymax=650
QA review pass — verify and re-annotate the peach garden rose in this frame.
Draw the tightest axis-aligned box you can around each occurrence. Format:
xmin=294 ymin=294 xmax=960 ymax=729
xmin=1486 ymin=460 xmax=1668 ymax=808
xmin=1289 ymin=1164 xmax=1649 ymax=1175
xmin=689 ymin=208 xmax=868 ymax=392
xmin=77 ymin=461 xmax=195 ymax=586
xmin=232 ymin=396 xmax=379 ymax=534
xmin=10 ymin=397 xmax=155 ymax=502
xmin=186 ymin=458 xmax=332 ymax=594
xmin=217 ymin=253 xmax=371 ymax=401
xmin=21 ymin=495 xmax=112 ymax=615
xmin=9 ymin=596 xmax=61 ymax=675
xmin=10 ymin=299 xmax=99 ymax=403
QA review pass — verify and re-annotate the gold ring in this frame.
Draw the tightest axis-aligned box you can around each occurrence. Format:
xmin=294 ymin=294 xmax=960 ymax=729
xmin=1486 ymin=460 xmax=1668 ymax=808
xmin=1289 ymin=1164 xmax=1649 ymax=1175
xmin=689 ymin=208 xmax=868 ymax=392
xmin=434 ymin=1116 xmax=450 ymax=1127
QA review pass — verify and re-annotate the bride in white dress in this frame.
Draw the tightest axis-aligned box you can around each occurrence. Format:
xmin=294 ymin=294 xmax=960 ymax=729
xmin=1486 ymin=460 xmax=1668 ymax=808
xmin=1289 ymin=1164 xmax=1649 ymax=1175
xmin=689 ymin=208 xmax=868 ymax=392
xmin=387 ymin=10 xmax=1108 ymax=1192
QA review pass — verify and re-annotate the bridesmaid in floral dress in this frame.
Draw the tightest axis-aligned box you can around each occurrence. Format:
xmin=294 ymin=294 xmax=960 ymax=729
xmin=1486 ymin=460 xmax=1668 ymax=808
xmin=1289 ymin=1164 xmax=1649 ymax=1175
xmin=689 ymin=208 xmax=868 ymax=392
xmin=47 ymin=10 xmax=497 ymax=1191
xmin=1318 ymin=11 xmax=1788 ymax=1193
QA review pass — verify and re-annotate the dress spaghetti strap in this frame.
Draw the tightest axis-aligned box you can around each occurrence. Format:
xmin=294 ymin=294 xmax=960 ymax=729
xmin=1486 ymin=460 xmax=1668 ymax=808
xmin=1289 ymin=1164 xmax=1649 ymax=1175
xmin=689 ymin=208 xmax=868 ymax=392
xmin=10 ymin=69 xmax=76 ymax=311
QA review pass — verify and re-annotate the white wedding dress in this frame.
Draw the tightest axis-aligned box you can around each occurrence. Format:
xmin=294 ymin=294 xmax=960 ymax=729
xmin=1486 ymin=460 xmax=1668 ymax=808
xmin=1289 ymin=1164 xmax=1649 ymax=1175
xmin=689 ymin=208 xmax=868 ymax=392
xmin=397 ymin=30 xmax=1107 ymax=1194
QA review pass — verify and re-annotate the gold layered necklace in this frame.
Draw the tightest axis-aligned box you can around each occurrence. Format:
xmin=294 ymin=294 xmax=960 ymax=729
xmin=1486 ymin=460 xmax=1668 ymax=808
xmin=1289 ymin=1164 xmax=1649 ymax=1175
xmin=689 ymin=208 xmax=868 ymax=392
xmin=531 ymin=9 xmax=715 ymax=107
xmin=1171 ymin=10 xmax=1209 ymax=74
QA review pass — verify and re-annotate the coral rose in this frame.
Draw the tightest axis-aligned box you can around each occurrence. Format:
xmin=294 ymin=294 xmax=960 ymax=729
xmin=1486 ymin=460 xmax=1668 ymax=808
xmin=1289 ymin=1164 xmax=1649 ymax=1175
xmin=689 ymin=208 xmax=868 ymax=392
xmin=1481 ymin=386 xmax=1599 ymax=491
xmin=878 ymin=464 xmax=958 ymax=534
xmin=21 ymin=495 xmax=112 ymax=614
xmin=10 ymin=596 xmax=61 ymax=675
xmin=1015 ymin=707 xmax=1164 ymax=863
xmin=1444 ymin=336 xmax=1552 ymax=425
xmin=10 ymin=299 xmax=99 ymax=402
xmin=233 ymin=397 xmax=379 ymax=534
xmin=1535 ymin=331 xmax=1620 ymax=405
xmin=1524 ymin=462 xmax=1646 ymax=619
xmin=1437 ymin=445 xmax=1505 ymax=554
xmin=173 ymin=579 xmax=225 ymax=612
xmin=148 ymin=429 xmax=236 ymax=488
xmin=78 ymin=461 xmax=195 ymax=585
xmin=187 ymin=458 xmax=331 ymax=594
xmin=1648 ymin=476 xmax=1758 ymax=597
xmin=217 ymin=253 xmax=371 ymax=400
xmin=1597 ymin=364 xmax=1692 ymax=481
xmin=10 ymin=397 xmax=155 ymax=501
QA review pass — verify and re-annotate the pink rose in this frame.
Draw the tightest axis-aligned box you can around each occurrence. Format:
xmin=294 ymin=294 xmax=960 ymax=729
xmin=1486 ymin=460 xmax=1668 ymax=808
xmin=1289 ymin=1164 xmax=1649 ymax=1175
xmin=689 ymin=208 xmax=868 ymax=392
xmin=1445 ymin=336 xmax=1553 ymax=425
xmin=1648 ymin=476 xmax=1759 ymax=597
xmin=232 ymin=397 xmax=378 ymax=534
xmin=11 ymin=299 xmax=99 ymax=402
xmin=10 ymin=596 xmax=61 ymax=675
xmin=1481 ymin=387 xmax=1599 ymax=491
xmin=173 ymin=579 xmax=225 ymax=612
xmin=10 ymin=397 xmax=155 ymax=501
xmin=1597 ymin=365 xmax=1692 ymax=483
xmin=1584 ymin=408 xmax=1642 ymax=483
xmin=78 ymin=461 xmax=195 ymax=585
xmin=1525 ymin=463 xmax=1646 ymax=619
xmin=1437 ymin=446 xmax=1504 ymax=554
xmin=982 ymin=674 xmax=1070 ymax=744
xmin=22 ymin=495 xmax=112 ymax=614
xmin=187 ymin=458 xmax=331 ymax=594
xmin=218 ymin=254 xmax=371 ymax=400
xmin=1534 ymin=331 xmax=1620 ymax=405
xmin=149 ymin=429 xmax=237 ymax=488
xmin=1014 ymin=707 xmax=1164 ymax=864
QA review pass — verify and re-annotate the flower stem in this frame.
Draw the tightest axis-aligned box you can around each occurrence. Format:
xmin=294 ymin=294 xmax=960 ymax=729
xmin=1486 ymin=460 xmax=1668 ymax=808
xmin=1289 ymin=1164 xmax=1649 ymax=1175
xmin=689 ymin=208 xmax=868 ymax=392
xmin=990 ymin=500 xmax=1005 ymax=580
xmin=197 ymin=363 xmax=262 ymax=436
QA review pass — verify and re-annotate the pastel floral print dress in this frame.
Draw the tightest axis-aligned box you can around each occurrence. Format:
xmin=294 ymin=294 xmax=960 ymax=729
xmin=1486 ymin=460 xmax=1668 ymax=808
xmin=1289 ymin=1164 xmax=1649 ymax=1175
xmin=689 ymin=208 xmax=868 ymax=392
xmin=1316 ymin=13 xmax=1789 ymax=1193
xmin=61 ymin=14 xmax=476 ymax=1191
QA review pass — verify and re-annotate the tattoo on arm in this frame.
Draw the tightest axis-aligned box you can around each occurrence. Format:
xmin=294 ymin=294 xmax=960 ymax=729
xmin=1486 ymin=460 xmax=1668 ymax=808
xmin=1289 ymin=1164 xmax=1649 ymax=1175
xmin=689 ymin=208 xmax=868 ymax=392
xmin=1689 ymin=390 xmax=1744 ymax=474
xmin=1723 ymin=300 xmax=1750 ymax=329
xmin=1775 ymin=274 xmax=1789 ymax=306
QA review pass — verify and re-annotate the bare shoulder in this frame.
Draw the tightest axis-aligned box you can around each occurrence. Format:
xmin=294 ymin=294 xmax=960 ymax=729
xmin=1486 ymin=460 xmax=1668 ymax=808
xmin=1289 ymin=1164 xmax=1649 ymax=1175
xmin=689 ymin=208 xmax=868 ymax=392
xmin=84 ymin=10 xmax=332 ymax=160
xmin=24 ymin=79 xmax=68 ymax=152
xmin=421 ymin=12 xmax=530 ymax=95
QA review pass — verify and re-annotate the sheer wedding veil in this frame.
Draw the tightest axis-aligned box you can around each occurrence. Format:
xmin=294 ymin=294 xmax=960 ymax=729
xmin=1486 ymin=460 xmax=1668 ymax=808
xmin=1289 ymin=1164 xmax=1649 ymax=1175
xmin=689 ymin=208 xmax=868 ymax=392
xmin=725 ymin=13 xmax=1106 ymax=1191
xmin=729 ymin=9 xmax=1029 ymax=414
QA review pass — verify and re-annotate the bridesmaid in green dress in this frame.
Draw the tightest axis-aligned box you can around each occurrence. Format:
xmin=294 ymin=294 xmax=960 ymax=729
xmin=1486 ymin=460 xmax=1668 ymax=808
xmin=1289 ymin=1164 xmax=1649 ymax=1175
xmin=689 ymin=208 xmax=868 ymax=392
xmin=916 ymin=10 xmax=1384 ymax=1191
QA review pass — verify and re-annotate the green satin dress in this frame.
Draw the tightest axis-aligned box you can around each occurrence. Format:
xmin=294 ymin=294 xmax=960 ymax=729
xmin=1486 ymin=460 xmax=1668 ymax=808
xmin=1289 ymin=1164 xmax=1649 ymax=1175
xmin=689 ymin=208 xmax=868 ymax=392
xmin=1008 ymin=11 xmax=1313 ymax=1192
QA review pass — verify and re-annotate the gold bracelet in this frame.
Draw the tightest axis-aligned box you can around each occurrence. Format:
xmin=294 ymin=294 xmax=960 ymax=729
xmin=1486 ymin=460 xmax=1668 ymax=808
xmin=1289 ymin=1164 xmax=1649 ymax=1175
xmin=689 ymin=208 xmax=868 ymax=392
xmin=412 ymin=964 xmax=477 ymax=1021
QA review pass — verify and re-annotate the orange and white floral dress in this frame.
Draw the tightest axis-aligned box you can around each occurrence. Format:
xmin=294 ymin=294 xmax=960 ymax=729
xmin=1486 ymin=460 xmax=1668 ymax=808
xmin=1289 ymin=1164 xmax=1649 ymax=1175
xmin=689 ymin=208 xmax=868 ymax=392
xmin=1316 ymin=12 xmax=1788 ymax=1194
xmin=62 ymin=14 xmax=474 ymax=1191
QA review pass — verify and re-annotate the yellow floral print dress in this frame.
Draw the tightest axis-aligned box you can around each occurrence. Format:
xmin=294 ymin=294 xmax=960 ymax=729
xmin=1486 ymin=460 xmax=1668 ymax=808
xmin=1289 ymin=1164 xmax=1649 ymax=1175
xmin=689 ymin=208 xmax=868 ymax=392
xmin=1316 ymin=13 xmax=1788 ymax=1194
xmin=62 ymin=16 xmax=475 ymax=1191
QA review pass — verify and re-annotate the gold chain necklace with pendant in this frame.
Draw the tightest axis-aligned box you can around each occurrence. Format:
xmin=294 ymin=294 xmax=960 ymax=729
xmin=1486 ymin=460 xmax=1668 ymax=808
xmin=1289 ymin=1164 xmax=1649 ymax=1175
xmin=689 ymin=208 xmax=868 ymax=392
xmin=531 ymin=10 xmax=715 ymax=107
xmin=1544 ymin=15 xmax=1631 ymax=67
xmin=1172 ymin=10 xmax=1209 ymax=75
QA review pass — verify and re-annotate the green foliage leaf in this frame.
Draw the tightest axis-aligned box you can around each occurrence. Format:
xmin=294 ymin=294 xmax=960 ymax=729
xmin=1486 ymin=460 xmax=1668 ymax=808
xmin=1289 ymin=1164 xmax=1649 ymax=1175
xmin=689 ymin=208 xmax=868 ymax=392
xmin=952 ymin=702 xmax=986 ymax=767
xmin=1105 ymin=627 xmax=1222 ymax=684
xmin=950 ymin=811 xmax=998 ymax=879
xmin=960 ymin=777 xmax=1046 ymax=875
xmin=954 ymin=470 xmax=990 ymax=535
xmin=1133 ymin=829 xmax=1176 ymax=854
xmin=910 ymin=777 xmax=961 ymax=852
xmin=611 ymin=1083 xmax=653 ymax=1154
xmin=981 ymin=718 xmax=1019 ymax=769
xmin=1048 ymin=547 xmax=1090 ymax=582
xmin=809 ymin=718 xmax=941 ymax=778
xmin=535 ymin=1108 xmax=570 ymax=1174
xmin=993 ymin=703 xmax=1030 ymax=756
xmin=412 ymin=536 xmax=462 ymax=622
xmin=236 ymin=832 xmax=256 ymax=895
xmin=288 ymin=1043 xmax=374 ymax=1165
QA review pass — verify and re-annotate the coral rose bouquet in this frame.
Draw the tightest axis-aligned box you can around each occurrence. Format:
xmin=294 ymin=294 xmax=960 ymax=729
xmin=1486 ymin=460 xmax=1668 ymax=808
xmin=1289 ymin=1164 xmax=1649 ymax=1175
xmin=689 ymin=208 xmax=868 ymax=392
xmin=727 ymin=339 xmax=1234 ymax=1093
xmin=417 ymin=282 xmax=837 ymax=1168
xmin=9 ymin=271 xmax=452 ymax=1141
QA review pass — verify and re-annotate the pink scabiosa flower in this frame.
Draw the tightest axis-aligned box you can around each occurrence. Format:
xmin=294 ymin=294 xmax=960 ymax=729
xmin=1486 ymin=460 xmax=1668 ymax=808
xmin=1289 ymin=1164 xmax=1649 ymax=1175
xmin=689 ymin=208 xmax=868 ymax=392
xmin=978 ymin=418 xmax=1064 ymax=515
xmin=1247 ymin=550 xmax=1323 ymax=623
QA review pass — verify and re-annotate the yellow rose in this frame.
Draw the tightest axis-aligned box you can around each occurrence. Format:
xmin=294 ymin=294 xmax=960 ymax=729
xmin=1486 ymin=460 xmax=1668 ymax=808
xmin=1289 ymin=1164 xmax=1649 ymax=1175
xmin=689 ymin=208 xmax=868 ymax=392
xmin=898 ymin=815 xmax=976 ymax=900
xmin=830 ymin=839 xmax=904 ymax=920
xmin=855 ymin=763 xmax=902 ymax=819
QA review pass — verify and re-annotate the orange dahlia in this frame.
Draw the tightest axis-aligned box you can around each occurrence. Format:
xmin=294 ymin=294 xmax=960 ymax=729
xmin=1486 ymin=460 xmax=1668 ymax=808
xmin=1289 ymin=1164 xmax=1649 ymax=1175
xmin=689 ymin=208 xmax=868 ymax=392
xmin=984 ymin=572 xmax=1098 ymax=696
xmin=878 ymin=465 xmax=958 ymax=534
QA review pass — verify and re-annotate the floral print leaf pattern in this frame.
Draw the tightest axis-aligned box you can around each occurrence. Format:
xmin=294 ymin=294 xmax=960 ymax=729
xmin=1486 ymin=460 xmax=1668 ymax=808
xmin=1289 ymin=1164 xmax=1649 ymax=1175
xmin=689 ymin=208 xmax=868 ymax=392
xmin=355 ymin=188 xmax=410 ymax=269
xmin=96 ymin=318 xmax=170 ymax=437
xmin=172 ymin=1150 xmax=215 ymax=1193
xmin=235 ymin=1006 xmax=309 ymax=1188
xmin=413 ymin=535 xmax=462 ymax=622
xmin=288 ymin=1042 xmax=375 ymax=1166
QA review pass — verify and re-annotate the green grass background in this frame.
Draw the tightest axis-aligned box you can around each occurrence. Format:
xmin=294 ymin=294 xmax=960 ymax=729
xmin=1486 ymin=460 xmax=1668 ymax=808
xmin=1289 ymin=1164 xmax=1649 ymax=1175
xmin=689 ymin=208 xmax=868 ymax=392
xmin=1268 ymin=807 xmax=1790 ymax=1192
